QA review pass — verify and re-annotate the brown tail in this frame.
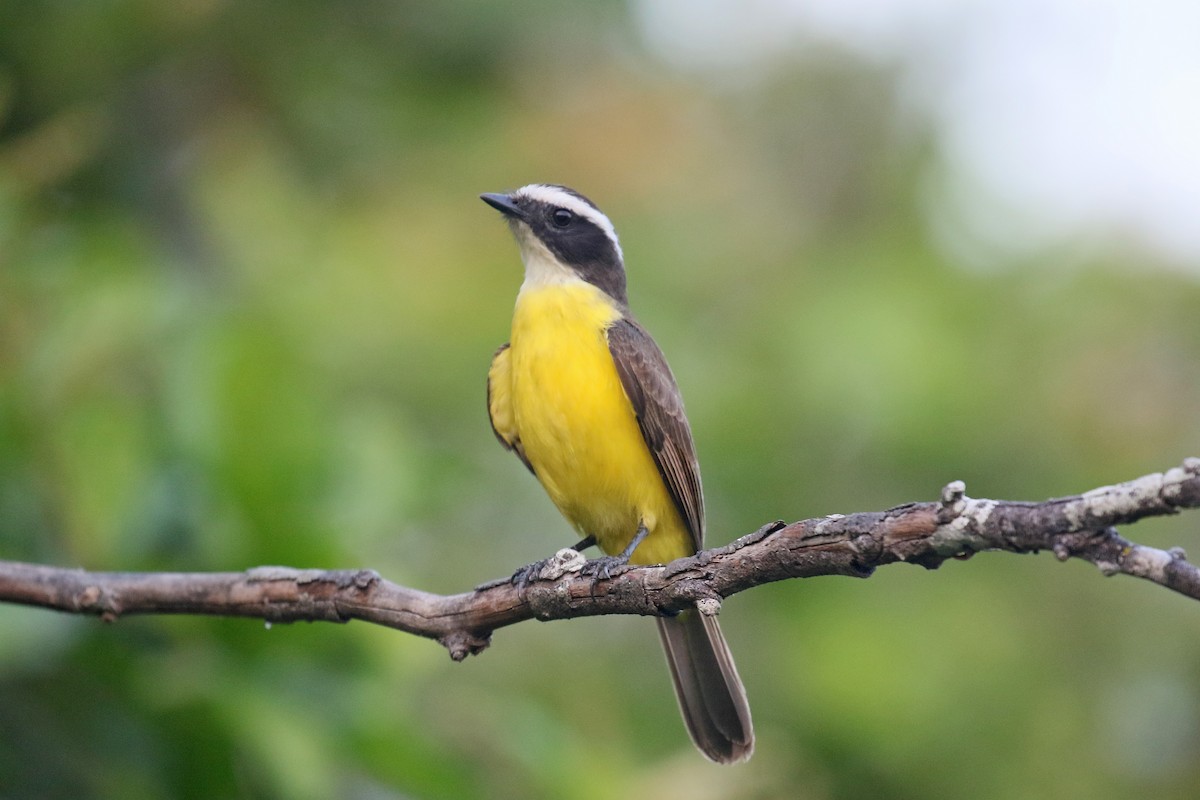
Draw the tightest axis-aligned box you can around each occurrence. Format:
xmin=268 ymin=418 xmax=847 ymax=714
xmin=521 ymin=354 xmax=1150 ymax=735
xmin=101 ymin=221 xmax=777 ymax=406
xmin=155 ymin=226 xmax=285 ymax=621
xmin=656 ymin=610 xmax=754 ymax=763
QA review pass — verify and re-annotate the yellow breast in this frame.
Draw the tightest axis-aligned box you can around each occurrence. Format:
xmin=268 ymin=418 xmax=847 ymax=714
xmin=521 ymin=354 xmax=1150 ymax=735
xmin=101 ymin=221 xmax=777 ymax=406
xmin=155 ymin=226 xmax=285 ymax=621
xmin=505 ymin=281 xmax=692 ymax=564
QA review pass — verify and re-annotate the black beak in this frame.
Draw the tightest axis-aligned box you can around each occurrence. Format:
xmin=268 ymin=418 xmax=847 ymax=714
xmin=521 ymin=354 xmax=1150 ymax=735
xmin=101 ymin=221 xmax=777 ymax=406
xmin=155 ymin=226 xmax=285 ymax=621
xmin=480 ymin=192 xmax=527 ymax=220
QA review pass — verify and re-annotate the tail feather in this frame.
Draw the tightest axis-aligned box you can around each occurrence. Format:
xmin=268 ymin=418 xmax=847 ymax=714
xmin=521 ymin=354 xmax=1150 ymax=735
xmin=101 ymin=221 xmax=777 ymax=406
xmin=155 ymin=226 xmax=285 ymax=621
xmin=656 ymin=610 xmax=754 ymax=763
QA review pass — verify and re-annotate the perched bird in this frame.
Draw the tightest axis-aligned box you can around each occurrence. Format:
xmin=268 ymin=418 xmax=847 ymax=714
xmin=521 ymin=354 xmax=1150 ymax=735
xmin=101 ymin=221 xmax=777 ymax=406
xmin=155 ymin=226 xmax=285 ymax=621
xmin=482 ymin=184 xmax=753 ymax=763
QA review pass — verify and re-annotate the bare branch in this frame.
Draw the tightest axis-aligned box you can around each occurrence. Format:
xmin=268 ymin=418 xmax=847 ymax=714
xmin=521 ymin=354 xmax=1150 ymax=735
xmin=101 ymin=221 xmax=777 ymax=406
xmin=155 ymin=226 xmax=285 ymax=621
xmin=2 ymin=458 xmax=1198 ymax=661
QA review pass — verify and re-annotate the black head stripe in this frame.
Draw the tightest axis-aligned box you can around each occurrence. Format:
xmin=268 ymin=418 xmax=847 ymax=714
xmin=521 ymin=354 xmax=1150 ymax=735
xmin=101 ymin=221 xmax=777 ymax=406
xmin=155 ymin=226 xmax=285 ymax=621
xmin=542 ymin=227 xmax=626 ymax=306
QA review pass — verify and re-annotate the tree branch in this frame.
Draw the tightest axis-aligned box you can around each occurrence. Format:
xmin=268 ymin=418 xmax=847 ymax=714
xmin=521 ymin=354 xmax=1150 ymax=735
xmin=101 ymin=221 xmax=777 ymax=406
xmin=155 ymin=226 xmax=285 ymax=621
xmin=2 ymin=458 xmax=1198 ymax=660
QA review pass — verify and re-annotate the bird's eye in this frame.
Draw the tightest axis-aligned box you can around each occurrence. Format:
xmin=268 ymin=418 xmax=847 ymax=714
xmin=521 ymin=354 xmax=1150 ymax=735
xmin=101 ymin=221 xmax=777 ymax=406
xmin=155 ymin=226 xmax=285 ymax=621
xmin=552 ymin=208 xmax=573 ymax=228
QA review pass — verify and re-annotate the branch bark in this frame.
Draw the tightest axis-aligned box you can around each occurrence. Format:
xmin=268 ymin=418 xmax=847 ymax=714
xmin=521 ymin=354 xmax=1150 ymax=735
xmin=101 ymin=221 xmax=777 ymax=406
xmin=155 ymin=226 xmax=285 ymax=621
xmin=2 ymin=458 xmax=1198 ymax=661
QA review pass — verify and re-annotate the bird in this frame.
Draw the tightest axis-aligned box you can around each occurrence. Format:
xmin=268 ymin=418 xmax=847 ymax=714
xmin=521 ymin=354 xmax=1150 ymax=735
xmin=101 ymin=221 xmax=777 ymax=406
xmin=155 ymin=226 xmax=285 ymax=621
xmin=481 ymin=183 xmax=753 ymax=763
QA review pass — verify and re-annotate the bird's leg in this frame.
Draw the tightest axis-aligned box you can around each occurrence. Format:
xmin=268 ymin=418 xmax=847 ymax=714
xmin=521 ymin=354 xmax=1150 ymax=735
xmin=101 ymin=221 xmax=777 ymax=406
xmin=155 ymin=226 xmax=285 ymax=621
xmin=570 ymin=536 xmax=597 ymax=553
xmin=503 ymin=536 xmax=598 ymax=591
xmin=581 ymin=523 xmax=650 ymax=581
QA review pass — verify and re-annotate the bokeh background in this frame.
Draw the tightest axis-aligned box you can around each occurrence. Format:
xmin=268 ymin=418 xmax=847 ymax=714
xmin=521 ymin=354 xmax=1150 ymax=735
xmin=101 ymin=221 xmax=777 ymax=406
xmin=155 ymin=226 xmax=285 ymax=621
xmin=2 ymin=1 xmax=1199 ymax=798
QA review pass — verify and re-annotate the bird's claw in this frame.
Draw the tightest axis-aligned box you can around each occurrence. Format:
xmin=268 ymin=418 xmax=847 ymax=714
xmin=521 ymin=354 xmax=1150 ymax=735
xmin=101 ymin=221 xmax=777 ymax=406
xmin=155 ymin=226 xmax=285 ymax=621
xmin=579 ymin=555 xmax=627 ymax=582
xmin=510 ymin=548 xmax=587 ymax=590
xmin=510 ymin=561 xmax=547 ymax=591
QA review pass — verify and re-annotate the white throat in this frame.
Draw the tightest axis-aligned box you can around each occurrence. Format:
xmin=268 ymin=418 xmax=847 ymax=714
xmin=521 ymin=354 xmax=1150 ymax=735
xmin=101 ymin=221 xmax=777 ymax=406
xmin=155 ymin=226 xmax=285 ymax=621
xmin=512 ymin=222 xmax=585 ymax=293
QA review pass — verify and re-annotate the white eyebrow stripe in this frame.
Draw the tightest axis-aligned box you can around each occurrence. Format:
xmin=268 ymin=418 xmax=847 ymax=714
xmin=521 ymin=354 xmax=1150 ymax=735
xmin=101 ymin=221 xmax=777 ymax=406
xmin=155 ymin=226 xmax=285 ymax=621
xmin=515 ymin=183 xmax=623 ymax=260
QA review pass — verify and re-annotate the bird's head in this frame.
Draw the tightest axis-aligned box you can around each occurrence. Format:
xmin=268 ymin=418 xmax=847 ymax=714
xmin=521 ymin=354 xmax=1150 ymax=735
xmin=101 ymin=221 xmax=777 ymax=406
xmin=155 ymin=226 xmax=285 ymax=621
xmin=481 ymin=184 xmax=627 ymax=305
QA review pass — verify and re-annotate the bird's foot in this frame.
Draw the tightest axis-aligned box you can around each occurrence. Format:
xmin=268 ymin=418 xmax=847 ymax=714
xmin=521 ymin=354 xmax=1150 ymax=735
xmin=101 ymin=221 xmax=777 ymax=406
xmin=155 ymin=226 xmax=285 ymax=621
xmin=577 ymin=524 xmax=650 ymax=582
xmin=579 ymin=555 xmax=630 ymax=582
xmin=508 ymin=548 xmax=587 ymax=591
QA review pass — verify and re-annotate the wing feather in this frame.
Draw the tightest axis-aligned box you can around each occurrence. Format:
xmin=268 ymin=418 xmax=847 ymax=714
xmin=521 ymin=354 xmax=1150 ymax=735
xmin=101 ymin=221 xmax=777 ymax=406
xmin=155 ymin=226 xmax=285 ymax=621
xmin=487 ymin=343 xmax=534 ymax=475
xmin=607 ymin=319 xmax=705 ymax=550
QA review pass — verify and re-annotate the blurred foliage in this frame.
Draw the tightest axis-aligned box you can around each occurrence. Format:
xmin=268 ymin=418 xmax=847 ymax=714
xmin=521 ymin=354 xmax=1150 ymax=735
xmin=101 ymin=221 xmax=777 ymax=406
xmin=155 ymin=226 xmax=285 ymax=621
xmin=2 ymin=2 xmax=1199 ymax=799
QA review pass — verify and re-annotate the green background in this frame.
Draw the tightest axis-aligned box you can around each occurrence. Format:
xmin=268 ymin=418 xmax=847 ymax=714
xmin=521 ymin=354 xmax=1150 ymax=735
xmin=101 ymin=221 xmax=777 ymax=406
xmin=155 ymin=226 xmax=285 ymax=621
xmin=2 ymin=3 xmax=1198 ymax=798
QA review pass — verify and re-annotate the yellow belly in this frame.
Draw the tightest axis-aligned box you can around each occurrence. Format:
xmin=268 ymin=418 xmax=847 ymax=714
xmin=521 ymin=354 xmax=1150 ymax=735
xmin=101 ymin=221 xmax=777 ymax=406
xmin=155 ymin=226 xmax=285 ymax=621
xmin=507 ymin=282 xmax=692 ymax=565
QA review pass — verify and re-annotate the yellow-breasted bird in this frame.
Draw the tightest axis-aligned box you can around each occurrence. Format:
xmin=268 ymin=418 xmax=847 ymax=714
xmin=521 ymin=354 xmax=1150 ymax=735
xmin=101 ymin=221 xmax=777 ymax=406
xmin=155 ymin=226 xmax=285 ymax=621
xmin=482 ymin=184 xmax=754 ymax=763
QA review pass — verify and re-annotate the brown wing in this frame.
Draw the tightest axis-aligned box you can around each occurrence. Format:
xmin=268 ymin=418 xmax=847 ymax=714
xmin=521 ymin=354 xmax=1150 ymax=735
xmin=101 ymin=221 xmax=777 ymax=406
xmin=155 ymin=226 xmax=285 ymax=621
xmin=487 ymin=343 xmax=535 ymax=475
xmin=607 ymin=318 xmax=705 ymax=551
